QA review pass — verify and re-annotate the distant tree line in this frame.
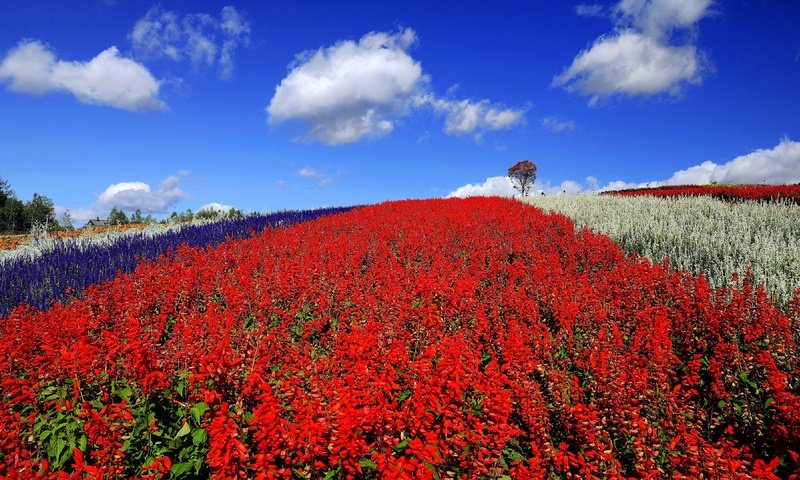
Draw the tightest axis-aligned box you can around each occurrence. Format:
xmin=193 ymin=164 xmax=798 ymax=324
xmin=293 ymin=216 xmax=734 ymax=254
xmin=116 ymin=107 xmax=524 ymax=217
xmin=1 ymin=176 xmax=246 ymax=234
xmin=107 ymin=207 xmax=157 ymax=226
xmin=167 ymin=207 xmax=245 ymax=223
xmin=0 ymin=177 xmax=59 ymax=234
xmin=106 ymin=206 xmax=245 ymax=226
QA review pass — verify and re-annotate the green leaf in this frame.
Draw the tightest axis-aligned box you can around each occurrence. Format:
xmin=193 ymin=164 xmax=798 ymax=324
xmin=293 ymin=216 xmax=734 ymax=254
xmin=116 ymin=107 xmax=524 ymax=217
xmin=175 ymin=422 xmax=191 ymax=439
xmin=765 ymin=398 xmax=775 ymax=408
xmin=190 ymin=402 xmax=209 ymax=424
xmin=396 ymin=389 xmax=412 ymax=403
xmin=739 ymin=371 xmax=757 ymax=389
xmin=116 ymin=385 xmax=132 ymax=401
xmin=717 ymin=400 xmax=727 ymax=409
xmin=51 ymin=438 xmax=69 ymax=467
xmin=322 ymin=468 xmax=340 ymax=480
xmin=480 ymin=351 xmax=491 ymax=364
xmin=191 ymin=427 xmax=207 ymax=446
xmin=359 ymin=458 xmax=377 ymax=469
xmin=393 ymin=438 xmax=409 ymax=453
xmin=171 ymin=461 xmax=195 ymax=477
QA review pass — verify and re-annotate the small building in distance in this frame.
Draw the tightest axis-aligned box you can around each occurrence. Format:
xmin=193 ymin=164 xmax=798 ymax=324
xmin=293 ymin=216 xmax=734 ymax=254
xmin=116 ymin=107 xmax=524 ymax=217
xmin=83 ymin=217 xmax=108 ymax=229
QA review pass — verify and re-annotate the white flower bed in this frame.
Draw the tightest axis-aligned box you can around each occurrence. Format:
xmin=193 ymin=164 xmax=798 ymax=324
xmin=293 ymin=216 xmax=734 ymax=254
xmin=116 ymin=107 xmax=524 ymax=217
xmin=526 ymin=194 xmax=800 ymax=307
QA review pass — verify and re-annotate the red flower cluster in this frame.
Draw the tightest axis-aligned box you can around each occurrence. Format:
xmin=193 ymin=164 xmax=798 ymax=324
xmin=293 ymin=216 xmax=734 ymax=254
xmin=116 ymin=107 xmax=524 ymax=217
xmin=604 ymin=184 xmax=800 ymax=203
xmin=1 ymin=198 xmax=799 ymax=478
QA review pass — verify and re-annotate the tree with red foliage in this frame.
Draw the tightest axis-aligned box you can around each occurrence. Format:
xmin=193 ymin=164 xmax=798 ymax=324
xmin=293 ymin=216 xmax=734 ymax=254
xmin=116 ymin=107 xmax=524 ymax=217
xmin=508 ymin=160 xmax=537 ymax=197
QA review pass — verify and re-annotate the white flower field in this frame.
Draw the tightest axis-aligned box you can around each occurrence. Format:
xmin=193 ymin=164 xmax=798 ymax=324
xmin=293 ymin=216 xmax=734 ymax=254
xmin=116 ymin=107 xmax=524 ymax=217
xmin=526 ymin=194 xmax=800 ymax=307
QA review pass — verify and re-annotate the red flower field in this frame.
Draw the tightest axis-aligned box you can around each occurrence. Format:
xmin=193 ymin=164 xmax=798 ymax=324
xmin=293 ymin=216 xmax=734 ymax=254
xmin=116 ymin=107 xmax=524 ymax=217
xmin=604 ymin=184 xmax=800 ymax=203
xmin=1 ymin=198 xmax=799 ymax=479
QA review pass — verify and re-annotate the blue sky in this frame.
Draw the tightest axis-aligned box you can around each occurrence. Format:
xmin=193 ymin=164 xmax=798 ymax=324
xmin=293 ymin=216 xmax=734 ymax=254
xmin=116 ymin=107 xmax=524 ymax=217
xmin=1 ymin=0 xmax=799 ymax=220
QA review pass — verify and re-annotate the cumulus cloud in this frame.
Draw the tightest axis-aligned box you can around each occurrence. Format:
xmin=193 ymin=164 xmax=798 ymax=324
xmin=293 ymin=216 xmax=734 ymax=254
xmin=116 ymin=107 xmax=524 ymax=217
xmin=600 ymin=138 xmax=800 ymax=192
xmin=267 ymin=28 xmax=422 ymax=145
xmin=600 ymin=180 xmax=641 ymax=191
xmin=553 ymin=32 xmax=703 ymax=104
xmin=555 ymin=0 xmax=712 ymax=104
xmin=267 ymin=28 xmax=524 ymax=144
xmin=199 ymin=202 xmax=234 ymax=212
xmin=129 ymin=5 xmax=250 ymax=79
xmin=96 ymin=176 xmax=186 ymax=212
xmin=0 ymin=39 xmax=163 ymax=111
xmin=447 ymin=176 xmax=517 ymax=198
xmin=447 ymin=139 xmax=800 ymax=198
xmin=616 ymin=0 xmax=713 ymax=38
xmin=58 ymin=175 xmax=188 ymax=223
xmin=541 ymin=115 xmax=576 ymax=133
xmin=446 ymin=176 xmax=590 ymax=198
xmin=665 ymin=138 xmax=800 ymax=185
xmin=662 ymin=160 xmax=717 ymax=185
xmin=415 ymin=95 xmax=525 ymax=139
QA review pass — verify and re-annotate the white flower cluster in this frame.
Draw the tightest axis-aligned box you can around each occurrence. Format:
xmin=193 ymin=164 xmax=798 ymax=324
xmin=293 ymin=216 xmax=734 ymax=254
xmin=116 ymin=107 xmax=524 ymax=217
xmin=0 ymin=223 xmax=172 ymax=264
xmin=526 ymin=195 xmax=800 ymax=307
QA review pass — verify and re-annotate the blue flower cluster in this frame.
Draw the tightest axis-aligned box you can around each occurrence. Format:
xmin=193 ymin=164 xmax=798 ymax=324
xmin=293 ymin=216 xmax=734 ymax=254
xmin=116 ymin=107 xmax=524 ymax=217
xmin=0 ymin=207 xmax=351 ymax=317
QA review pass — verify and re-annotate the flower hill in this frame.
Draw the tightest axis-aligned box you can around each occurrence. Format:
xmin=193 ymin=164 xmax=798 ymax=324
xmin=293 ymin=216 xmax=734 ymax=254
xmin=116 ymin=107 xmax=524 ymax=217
xmin=1 ymin=198 xmax=798 ymax=478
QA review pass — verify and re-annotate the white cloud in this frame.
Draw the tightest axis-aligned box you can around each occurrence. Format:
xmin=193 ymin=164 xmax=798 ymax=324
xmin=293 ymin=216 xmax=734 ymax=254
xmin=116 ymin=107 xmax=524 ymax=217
xmin=447 ymin=176 xmax=584 ymax=198
xmin=298 ymin=167 xmax=323 ymax=178
xmin=541 ymin=115 xmax=576 ymax=133
xmin=0 ymin=40 xmax=163 ymax=111
xmin=96 ymin=176 xmax=186 ymax=212
xmin=554 ymin=31 xmax=703 ymax=104
xmin=576 ymin=4 xmax=606 ymax=17
xmin=129 ymin=5 xmax=250 ymax=79
xmin=484 ymin=107 xmax=524 ymax=130
xmin=662 ymin=160 xmax=717 ymax=184
xmin=446 ymin=176 xmax=517 ymax=198
xmin=602 ymin=138 xmax=800 ymax=190
xmin=676 ymin=138 xmax=800 ymax=185
xmin=415 ymin=94 xmax=525 ymax=139
xmin=556 ymin=0 xmax=712 ymax=103
xmin=58 ymin=175 xmax=188 ymax=223
xmin=447 ymin=139 xmax=800 ymax=199
xmin=560 ymin=180 xmax=585 ymax=195
xmin=296 ymin=166 xmax=344 ymax=189
xmin=267 ymin=28 xmax=423 ymax=145
xmin=717 ymin=139 xmax=800 ymax=183
xmin=601 ymin=180 xmax=638 ymax=191
xmin=199 ymin=202 xmax=234 ymax=212
xmin=219 ymin=6 xmax=251 ymax=79
xmin=616 ymin=0 xmax=713 ymax=38
xmin=267 ymin=28 xmax=525 ymax=144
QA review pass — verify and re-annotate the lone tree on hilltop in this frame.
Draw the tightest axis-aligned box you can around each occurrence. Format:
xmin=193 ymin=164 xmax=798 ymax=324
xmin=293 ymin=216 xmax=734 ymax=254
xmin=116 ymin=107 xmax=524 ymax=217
xmin=508 ymin=160 xmax=537 ymax=197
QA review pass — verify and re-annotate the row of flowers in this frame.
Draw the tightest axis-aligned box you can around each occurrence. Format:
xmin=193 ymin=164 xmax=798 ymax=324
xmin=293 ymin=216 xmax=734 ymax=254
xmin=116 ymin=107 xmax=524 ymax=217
xmin=604 ymin=184 xmax=800 ymax=203
xmin=0 ymin=207 xmax=351 ymax=317
xmin=1 ymin=197 xmax=798 ymax=478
